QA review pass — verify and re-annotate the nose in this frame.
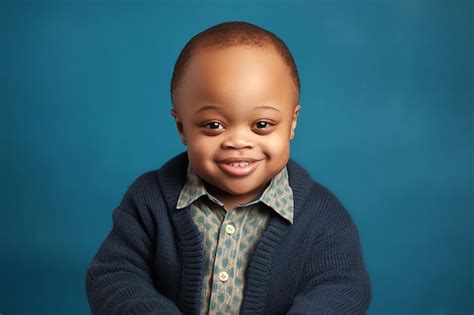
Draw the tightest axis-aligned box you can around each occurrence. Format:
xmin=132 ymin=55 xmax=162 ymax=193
xmin=221 ymin=129 xmax=254 ymax=150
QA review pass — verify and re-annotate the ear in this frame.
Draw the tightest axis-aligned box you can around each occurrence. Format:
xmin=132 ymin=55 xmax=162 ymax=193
xmin=290 ymin=104 xmax=301 ymax=140
xmin=170 ymin=108 xmax=187 ymax=145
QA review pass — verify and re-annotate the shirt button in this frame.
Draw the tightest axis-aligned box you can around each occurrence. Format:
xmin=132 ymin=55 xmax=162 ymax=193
xmin=225 ymin=224 xmax=236 ymax=235
xmin=219 ymin=271 xmax=229 ymax=282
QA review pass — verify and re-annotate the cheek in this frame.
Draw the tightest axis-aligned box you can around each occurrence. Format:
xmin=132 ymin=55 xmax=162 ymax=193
xmin=195 ymin=134 xmax=221 ymax=148
xmin=187 ymin=133 xmax=220 ymax=159
xmin=260 ymin=133 xmax=290 ymax=160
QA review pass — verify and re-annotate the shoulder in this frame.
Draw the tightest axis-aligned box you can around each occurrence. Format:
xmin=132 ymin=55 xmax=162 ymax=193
xmin=119 ymin=152 xmax=188 ymax=210
xmin=287 ymin=159 xmax=355 ymax=236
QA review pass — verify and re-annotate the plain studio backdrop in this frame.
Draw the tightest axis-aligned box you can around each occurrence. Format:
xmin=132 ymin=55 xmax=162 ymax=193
xmin=0 ymin=1 xmax=472 ymax=314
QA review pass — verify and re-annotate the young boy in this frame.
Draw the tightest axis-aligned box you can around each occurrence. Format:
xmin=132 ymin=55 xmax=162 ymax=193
xmin=86 ymin=21 xmax=371 ymax=314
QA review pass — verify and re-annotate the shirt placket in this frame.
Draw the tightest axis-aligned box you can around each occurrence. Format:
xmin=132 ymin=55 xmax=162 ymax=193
xmin=208 ymin=209 xmax=239 ymax=315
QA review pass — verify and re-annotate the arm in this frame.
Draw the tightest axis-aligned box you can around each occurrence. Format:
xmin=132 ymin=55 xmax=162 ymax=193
xmin=85 ymin=178 xmax=182 ymax=315
xmin=287 ymin=217 xmax=371 ymax=315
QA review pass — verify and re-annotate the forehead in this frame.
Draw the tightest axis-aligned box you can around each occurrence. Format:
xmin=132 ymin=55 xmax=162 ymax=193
xmin=174 ymin=45 xmax=297 ymax=111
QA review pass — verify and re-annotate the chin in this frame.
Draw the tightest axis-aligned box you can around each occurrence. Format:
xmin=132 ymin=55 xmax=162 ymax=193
xmin=225 ymin=186 xmax=257 ymax=197
xmin=221 ymin=179 xmax=266 ymax=196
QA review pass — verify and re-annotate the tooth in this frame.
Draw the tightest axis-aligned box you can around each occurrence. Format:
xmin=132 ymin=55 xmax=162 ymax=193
xmin=228 ymin=162 xmax=250 ymax=168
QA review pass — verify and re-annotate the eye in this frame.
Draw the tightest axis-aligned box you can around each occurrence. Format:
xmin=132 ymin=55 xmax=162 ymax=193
xmin=204 ymin=121 xmax=224 ymax=129
xmin=252 ymin=120 xmax=275 ymax=135
xmin=255 ymin=121 xmax=270 ymax=129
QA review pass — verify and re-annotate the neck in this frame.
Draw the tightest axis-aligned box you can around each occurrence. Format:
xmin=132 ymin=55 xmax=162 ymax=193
xmin=204 ymin=182 xmax=268 ymax=210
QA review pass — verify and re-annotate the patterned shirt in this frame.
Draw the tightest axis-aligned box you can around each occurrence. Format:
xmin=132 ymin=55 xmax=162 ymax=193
xmin=176 ymin=165 xmax=294 ymax=315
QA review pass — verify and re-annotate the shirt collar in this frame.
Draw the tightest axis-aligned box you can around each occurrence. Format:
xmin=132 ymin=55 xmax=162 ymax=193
xmin=176 ymin=164 xmax=294 ymax=224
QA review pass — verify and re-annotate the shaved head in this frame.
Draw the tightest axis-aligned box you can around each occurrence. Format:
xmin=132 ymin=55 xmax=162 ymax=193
xmin=170 ymin=21 xmax=300 ymax=106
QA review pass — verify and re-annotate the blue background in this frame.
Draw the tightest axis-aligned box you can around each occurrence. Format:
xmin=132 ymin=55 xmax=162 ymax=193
xmin=1 ymin=1 xmax=472 ymax=314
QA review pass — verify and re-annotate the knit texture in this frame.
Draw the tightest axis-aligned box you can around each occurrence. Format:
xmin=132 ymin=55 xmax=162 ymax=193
xmin=85 ymin=152 xmax=371 ymax=314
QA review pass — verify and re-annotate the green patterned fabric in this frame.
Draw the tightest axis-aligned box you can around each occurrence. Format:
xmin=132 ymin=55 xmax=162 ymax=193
xmin=176 ymin=165 xmax=294 ymax=314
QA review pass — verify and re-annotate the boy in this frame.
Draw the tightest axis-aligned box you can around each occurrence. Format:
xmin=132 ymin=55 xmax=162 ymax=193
xmin=86 ymin=21 xmax=371 ymax=314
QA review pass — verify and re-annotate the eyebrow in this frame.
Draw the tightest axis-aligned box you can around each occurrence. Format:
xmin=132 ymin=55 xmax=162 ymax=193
xmin=254 ymin=105 xmax=280 ymax=112
xmin=195 ymin=105 xmax=225 ymax=114
xmin=195 ymin=105 xmax=281 ymax=114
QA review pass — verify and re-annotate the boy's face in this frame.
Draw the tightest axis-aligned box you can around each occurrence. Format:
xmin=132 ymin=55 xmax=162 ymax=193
xmin=172 ymin=45 xmax=300 ymax=208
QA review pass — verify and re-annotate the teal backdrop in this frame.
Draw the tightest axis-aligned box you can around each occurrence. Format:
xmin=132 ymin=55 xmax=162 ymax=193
xmin=1 ymin=1 xmax=472 ymax=314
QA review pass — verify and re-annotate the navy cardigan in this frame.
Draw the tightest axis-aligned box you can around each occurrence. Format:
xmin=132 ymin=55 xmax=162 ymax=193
xmin=86 ymin=152 xmax=371 ymax=314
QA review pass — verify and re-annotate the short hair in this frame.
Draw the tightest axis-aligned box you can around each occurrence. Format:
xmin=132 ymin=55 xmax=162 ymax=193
xmin=170 ymin=21 xmax=300 ymax=106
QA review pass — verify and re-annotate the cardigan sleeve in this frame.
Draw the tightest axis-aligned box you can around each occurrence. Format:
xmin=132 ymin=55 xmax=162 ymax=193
xmin=85 ymin=176 xmax=182 ymax=315
xmin=287 ymin=192 xmax=371 ymax=314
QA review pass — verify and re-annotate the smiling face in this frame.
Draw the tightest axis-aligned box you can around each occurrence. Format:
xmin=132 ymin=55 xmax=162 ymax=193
xmin=172 ymin=45 xmax=300 ymax=209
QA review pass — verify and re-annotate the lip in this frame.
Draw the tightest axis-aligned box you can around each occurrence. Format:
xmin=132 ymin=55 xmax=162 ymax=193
xmin=216 ymin=157 xmax=263 ymax=177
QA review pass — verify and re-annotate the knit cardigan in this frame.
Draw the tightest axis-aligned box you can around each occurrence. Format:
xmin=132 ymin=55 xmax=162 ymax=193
xmin=86 ymin=152 xmax=371 ymax=314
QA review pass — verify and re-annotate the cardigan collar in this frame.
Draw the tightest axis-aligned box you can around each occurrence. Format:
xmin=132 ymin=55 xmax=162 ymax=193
xmin=156 ymin=151 xmax=314 ymax=314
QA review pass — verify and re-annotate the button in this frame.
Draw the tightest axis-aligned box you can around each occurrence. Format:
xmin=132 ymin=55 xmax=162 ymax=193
xmin=219 ymin=271 xmax=229 ymax=282
xmin=225 ymin=224 xmax=236 ymax=235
